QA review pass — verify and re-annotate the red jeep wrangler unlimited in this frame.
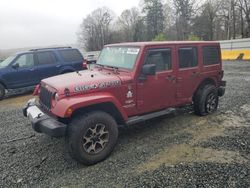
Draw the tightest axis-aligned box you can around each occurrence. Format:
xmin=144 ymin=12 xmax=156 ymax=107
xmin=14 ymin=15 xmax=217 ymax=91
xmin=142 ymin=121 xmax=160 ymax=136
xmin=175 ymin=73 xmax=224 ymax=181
xmin=23 ymin=41 xmax=226 ymax=165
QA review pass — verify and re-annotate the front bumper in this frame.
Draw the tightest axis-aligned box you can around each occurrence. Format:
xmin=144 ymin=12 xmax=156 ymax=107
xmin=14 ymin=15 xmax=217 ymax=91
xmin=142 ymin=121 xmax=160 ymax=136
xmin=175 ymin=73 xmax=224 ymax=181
xmin=218 ymin=80 xmax=226 ymax=97
xmin=23 ymin=98 xmax=66 ymax=137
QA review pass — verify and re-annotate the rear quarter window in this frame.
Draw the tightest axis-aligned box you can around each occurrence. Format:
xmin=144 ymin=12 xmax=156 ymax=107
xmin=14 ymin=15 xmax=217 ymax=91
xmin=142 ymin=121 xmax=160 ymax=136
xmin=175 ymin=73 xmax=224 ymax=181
xmin=202 ymin=46 xmax=220 ymax=65
xmin=59 ymin=49 xmax=83 ymax=62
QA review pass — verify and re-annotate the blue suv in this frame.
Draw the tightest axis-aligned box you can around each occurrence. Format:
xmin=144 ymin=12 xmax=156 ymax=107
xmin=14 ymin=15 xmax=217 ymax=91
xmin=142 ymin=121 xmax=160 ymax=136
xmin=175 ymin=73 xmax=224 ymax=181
xmin=0 ymin=47 xmax=84 ymax=100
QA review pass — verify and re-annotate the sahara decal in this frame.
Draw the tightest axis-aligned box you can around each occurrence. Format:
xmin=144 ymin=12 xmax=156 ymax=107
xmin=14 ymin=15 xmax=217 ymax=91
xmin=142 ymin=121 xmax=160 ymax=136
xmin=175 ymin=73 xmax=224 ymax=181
xmin=74 ymin=80 xmax=121 ymax=92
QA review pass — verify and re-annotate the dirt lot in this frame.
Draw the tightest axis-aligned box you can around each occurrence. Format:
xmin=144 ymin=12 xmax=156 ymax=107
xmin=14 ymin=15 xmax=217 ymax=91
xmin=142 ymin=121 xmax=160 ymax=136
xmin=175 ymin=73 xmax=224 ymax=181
xmin=0 ymin=61 xmax=249 ymax=188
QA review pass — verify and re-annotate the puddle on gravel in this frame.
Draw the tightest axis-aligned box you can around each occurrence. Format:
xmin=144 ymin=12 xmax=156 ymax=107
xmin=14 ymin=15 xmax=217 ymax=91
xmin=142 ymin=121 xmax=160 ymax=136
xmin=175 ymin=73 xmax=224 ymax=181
xmin=136 ymin=144 xmax=247 ymax=172
xmin=136 ymin=109 xmax=249 ymax=172
xmin=183 ymin=118 xmax=225 ymax=145
xmin=0 ymin=94 xmax=33 ymax=109
xmin=240 ymin=104 xmax=250 ymax=113
xmin=220 ymin=108 xmax=250 ymax=127
xmin=240 ymin=104 xmax=250 ymax=121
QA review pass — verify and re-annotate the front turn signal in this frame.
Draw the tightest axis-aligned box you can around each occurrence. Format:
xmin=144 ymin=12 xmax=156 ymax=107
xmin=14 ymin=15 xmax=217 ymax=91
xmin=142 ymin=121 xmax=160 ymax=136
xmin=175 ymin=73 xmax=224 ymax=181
xmin=33 ymin=84 xmax=41 ymax=96
xmin=66 ymin=108 xmax=73 ymax=116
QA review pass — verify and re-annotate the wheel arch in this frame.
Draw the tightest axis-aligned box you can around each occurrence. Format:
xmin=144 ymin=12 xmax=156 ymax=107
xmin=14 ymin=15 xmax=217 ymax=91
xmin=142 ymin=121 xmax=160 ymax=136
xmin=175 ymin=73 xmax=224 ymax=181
xmin=193 ymin=78 xmax=217 ymax=100
xmin=72 ymin=102 xmax=125 ymax=125
xmin=52 ymin=93 xmax=128 ymax=124
xmin=0 ymin=80 xmax=7 ymax=89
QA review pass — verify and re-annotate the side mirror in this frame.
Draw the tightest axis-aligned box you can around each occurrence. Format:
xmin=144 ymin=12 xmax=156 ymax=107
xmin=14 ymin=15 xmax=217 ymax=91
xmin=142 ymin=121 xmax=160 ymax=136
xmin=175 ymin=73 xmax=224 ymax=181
xmin=142 ymin=64 xmax=156 ymax=75
xmin=12 ymin=63 xmax=19 ymax=69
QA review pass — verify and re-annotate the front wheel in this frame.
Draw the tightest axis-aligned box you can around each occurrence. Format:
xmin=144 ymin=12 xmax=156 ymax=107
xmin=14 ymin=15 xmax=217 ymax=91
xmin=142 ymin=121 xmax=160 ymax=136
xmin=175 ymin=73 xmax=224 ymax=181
xmin=67 ymin=111 xmax=118 ymax=165
xmin=0 ymin=83 xmax=5 ymax=100
xmin=194 ymin=84 xmax=219 ymax=116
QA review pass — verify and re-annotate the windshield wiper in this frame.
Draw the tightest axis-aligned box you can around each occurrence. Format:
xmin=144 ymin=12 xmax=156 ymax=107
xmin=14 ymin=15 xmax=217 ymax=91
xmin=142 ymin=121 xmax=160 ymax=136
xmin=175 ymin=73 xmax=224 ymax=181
xmin=106 ymin=65 xmax=118 ymax=69
xmin=95 ymin=64 xmax=104 ymax=68
xmin=105 ymin=65 xmax=119 ymax=74
xmin=96 ymin=63 xmax=122 ymax=73
xmin=95 ymin=64 xmax=105 ymax=70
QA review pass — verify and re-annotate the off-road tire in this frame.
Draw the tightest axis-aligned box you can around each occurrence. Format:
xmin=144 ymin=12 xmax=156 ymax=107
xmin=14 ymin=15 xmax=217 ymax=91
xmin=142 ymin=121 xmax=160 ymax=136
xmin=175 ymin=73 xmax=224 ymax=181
xmin=194 ymin=84 xmax=218 ymax=116
xmin=0 ymin=83 xmax=5 ymax=100
xmin=67 ymin=111 xmax=118 ymax=165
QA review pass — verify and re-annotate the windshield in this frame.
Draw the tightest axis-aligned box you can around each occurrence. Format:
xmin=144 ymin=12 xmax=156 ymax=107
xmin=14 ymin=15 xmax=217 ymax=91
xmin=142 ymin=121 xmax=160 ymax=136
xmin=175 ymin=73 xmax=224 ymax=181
xmin=96 ymin=47 xmax=140 ymax=69
xmin=0 ymin=55 xmax=16 ymax=68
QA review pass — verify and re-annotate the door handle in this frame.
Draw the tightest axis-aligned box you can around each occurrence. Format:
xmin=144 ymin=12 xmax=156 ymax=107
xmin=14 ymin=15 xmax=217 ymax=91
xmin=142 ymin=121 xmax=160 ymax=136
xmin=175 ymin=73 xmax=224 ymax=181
xmin=29 ymin=68 xmax=35 ymax=71
xmin=191 ymin=72 xmax=200 ymax=76
xmin=166 ymin=75 xmax=175 ymax=81
xmin=176 ymin=77 xmax=182 ymax=82
xmin=56 ymin=65 xmax=61 ymax=68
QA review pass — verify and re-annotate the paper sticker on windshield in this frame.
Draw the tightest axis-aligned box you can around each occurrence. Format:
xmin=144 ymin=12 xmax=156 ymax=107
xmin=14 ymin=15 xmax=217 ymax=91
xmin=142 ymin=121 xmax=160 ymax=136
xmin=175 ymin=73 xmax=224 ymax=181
xmin=127 ymin=48 xmax=139 ymax=55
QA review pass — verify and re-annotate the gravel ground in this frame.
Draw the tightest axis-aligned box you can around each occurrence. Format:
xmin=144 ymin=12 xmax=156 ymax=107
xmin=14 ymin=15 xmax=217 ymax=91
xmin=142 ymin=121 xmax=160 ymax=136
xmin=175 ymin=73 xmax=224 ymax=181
xmin=0 ymin=61 xmax=249 ymax=188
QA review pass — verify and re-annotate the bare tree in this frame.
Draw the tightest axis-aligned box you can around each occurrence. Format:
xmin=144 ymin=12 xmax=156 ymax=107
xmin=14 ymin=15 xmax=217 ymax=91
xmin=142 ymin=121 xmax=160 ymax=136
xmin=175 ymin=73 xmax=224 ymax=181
xmin=237 ymin=0 xmax=250 ymax=37
xmin=77 ymin=0 xmax=250 ymax=49
xmin=77 ymin=7 xmax=114 ymax=51
xmin=162 ymin=2 xmax=175 ymax=32
xmin=142 ymin=0 xmax=164 ymax=40
xmin=173 ymin=0 xmax=195 ymax=40
xmin=192 ymin=0 xmax=221 ymax=40
xmin=117 ymin=7 xmax=140 ymax=42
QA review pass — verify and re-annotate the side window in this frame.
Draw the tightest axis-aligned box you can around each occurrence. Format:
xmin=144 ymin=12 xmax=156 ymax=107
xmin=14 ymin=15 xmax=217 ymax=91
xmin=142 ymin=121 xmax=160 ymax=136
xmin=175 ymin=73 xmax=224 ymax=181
xmin=178 ymin=47 xmax=198 ymax=68
xmin=37 ymin=52 xmax=57 ymax=65
xmin=59 ymin=49 xmax=83 ymax=62
xmin=145 ymin=49 xmax=172 ymax=72
xmin=203 ymin=46 xmax=219 ymax=65
xmin=14 ymin=54 xmax=34 ymax=68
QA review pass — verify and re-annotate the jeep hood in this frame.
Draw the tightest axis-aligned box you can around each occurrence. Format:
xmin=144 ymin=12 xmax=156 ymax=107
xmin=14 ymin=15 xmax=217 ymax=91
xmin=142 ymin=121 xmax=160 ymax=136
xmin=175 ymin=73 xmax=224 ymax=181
xmin=41 ymin=70 xmax=122 ymax=95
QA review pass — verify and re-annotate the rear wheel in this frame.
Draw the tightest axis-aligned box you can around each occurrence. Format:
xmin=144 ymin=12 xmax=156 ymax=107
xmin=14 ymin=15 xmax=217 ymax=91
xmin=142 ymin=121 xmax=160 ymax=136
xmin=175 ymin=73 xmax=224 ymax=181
xmin=0 ymin=83 xmax=5 ymax=100
xmin=194 ymin=84 xmax=218 ymax=116
xmin=67 ymin=111 xmax=118 ymax=165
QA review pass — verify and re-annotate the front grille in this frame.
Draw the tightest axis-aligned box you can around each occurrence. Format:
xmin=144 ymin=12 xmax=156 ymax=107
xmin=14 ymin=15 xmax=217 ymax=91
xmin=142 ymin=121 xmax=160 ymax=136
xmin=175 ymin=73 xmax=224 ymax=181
xmin=39 ymin=86 xmax=54 ymax=110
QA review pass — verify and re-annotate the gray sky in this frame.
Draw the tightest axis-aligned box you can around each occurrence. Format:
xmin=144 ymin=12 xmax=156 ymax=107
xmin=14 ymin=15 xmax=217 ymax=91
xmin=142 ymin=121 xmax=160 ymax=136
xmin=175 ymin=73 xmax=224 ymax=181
xmin=0 ymin=0 xmax=140 ymax=49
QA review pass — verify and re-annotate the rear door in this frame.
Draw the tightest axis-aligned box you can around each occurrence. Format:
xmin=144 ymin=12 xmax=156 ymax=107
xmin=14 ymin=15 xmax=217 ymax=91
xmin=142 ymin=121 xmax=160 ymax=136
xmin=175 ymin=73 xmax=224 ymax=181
xmin=35 ymin=51 xmax=59 ymax=80
xmin=201 ymin=45 xmax=221 ymax=82
xmin=176 ymin=46 xmax=200 ymax=104
xmin=136 ymin=47 xmax=177 ymax=113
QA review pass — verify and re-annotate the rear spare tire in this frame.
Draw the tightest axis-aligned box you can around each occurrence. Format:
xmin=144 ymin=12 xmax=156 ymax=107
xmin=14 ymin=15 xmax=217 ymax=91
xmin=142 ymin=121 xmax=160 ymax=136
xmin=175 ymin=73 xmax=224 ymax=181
xmin=67 ymin=111 xmax=118 ymax=165
xmin=194 ymin=84 xmax=218 ymax=116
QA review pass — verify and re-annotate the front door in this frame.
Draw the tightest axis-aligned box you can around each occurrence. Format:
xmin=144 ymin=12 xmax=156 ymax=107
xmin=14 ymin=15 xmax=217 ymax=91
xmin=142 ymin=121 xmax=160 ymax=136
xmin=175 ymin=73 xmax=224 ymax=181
xmin=6 ymin=53 xmax=38 ymax=88
xmin=137 ymin=47 xmax=176 ymax=114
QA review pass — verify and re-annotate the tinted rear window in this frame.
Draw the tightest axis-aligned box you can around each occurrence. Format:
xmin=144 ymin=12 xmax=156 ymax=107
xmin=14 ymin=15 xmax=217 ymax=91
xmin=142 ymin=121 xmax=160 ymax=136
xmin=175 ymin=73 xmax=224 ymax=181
xmin=178 ymin=47 xmax=198 ymax=68
xmin=203 ymin=46 xmax=220 ymax=65
xmin=37 ymin=52 xmax=57 ymax=65
xmin=59 ymin=49 xmax=83 ymax=62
